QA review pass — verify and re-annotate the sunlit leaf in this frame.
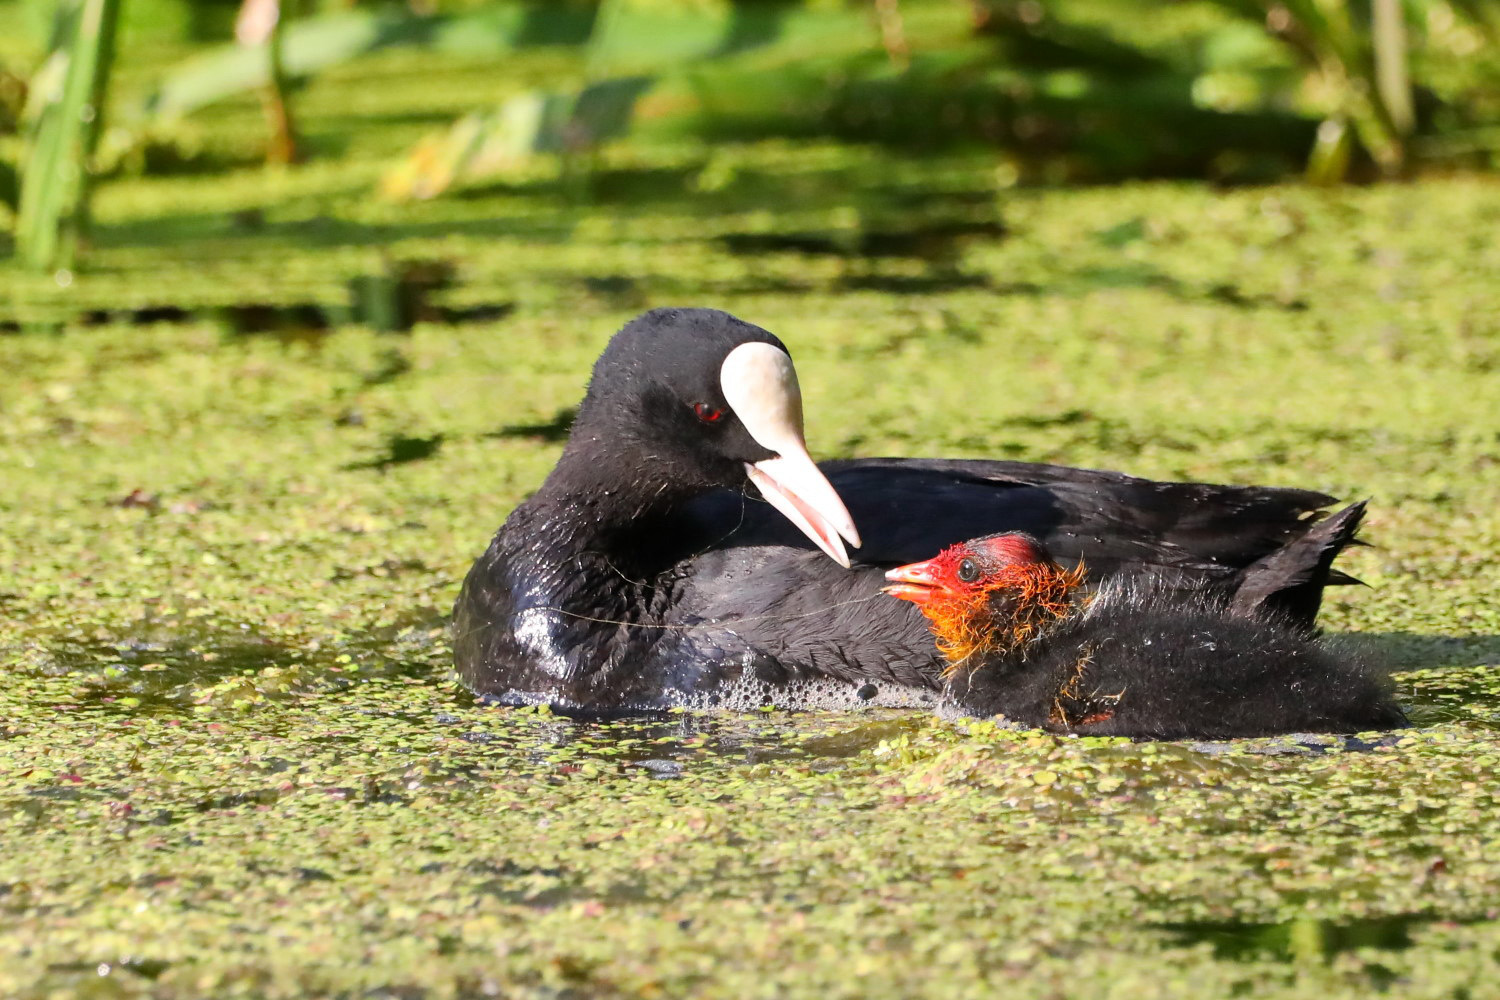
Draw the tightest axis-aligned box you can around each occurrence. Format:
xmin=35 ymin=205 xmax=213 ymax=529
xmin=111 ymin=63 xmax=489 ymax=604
xmin=128 ymin=4 xmax=599 ymax=126
xmin=380 ymin=2 xmax=976 ymax=200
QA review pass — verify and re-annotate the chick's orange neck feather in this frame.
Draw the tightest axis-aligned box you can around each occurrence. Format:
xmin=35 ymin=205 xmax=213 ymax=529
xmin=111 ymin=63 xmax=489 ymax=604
xmin=920 ymin=560 xmax=1084 ymax=671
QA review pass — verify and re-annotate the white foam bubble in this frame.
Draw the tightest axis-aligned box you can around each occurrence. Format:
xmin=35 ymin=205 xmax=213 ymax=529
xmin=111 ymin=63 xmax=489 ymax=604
xmin=488 ymin=675 xmax=939 ymax=715
xmin=676 ymin=674 xmax=939 ymax=713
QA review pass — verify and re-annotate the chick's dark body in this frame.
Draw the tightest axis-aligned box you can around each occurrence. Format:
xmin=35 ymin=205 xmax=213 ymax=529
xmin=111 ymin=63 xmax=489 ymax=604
xmin=942 ymin=580 xmax=1406 ymax=739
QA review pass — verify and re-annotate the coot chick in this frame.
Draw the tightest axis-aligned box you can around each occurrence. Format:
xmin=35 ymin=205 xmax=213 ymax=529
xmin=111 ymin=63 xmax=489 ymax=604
xmin=884 ymin=532 xmax=1405 ymax=738
xmin=455 ymin=307 xmax=1368 ymax=713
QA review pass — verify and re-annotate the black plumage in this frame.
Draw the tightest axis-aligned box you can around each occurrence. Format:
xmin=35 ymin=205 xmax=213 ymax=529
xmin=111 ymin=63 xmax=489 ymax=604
xmin=454 ymin=308 xmax=1368 ymax=713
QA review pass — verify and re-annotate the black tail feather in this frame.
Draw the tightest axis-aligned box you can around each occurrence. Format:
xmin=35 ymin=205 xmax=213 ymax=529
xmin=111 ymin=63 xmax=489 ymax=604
xmin=1228 ymin=501 xmax=1368 ymax=627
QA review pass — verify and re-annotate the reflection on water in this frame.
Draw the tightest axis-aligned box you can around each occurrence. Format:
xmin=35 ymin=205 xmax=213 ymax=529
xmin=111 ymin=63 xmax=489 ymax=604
xmin=18 ymin=619 xmax=934 ymax=790
xmin=21 ymin=618 xmax=1500 ymax=782
xmin=1398 ymin=664 xmax=1500 ymax=730
xmin=466 ymin=710 xmax=929 ymax=772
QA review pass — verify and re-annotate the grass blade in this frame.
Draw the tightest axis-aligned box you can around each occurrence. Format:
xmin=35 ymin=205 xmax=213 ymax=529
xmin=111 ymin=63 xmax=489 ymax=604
xmin=1372 ymin=0 xmax=1414 ymax=140
xmin=15 ymin=0 xmax=121 ymax=272
xmin=236 ymin=0 xmax=300 ymax=164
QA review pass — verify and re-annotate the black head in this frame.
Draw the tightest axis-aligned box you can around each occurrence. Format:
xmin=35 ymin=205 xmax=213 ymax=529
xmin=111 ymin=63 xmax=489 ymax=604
xmin=573 ymin=308 xmax=786 ymax=488
xmin=555 ymin=307 xmax=861 ymax=565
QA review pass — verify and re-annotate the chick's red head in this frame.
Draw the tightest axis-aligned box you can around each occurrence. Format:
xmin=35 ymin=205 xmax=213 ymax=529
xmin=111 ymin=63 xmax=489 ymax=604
xmin=883 ymin=533 xmax=1084 ymax=668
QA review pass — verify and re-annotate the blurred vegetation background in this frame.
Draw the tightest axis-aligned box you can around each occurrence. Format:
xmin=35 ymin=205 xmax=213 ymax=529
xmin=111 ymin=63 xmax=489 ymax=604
xmin=0 ymin=0 xmax=1496 ymax=275
xmin=3 ymin=15 xmax=1500 ymax=993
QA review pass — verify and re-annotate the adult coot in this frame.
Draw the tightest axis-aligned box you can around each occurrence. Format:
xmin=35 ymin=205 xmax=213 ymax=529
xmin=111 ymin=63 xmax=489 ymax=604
xmin=455 ymin=308 xmax=1364 ymax=713
xmin=883 ymin=524 xmax=1405 ymax=738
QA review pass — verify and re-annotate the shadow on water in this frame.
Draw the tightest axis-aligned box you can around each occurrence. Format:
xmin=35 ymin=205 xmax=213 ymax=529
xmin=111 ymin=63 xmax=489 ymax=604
xmin=343 ymin=433 xmax=446 ymax=471
xmin=719 ymin=217 xmax=1005 ymax=261
xmin=33 ymin=614 xmax=449 ymax=716
xmin=1158 ymin=913 xmax=1468 ymax=987
xmin=453 ymin=164 xmax=703 ymax=206
xmin=13 ymin=258 xmax=513 ymax=336
xmin=39 ymin=628 xmax=289 ymax=714
xmin=45 ymin=958 xmax=171 ymax=983
xmin=487 ymin=406 xmax=576 ymax=443
xmin=1163 ymin=915 xmax=1422 ymax=961
xmin=839 ymin=272 xmax=992 ymax=294
xmin=714 ymin=206 xmax=1006 ymax=297
xmin=1353 ymin=632 xmax=1500 ymax=730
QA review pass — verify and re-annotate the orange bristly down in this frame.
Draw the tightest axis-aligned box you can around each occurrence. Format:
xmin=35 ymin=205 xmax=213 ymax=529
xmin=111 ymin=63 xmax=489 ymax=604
xmin=920 ymin=561 xmax=1086 ymax=675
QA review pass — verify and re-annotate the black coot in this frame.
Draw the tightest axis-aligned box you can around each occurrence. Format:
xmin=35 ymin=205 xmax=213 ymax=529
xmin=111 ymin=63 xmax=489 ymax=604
xmin=883 ymin=521 xmax=1406 ymax=738
xmin=455 ymin=308 xmax=1366 ymax=713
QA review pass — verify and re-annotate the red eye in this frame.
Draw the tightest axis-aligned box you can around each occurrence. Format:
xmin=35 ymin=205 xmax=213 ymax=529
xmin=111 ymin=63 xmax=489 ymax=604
xmin=693 ymin=403 xmax=724 ymax=424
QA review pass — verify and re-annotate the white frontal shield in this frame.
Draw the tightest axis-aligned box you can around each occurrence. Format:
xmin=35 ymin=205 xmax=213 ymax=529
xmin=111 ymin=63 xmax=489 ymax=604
xmin=720 ymin=342 xmax=862 ymax=568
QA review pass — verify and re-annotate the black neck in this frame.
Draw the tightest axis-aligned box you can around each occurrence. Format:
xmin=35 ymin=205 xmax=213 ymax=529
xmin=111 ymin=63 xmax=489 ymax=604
xmin=482 ymin=440 xmax=709 ymax=693
xmin=506 ymin=437 xmax=713 ymax=597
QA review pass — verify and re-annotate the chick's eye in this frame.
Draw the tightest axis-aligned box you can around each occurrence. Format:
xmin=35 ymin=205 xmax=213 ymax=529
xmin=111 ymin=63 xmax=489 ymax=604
xmin=957 ymin=558 xmax=980 ymax=583
xmin=693 ymin=403 xmax=724 ymax=424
